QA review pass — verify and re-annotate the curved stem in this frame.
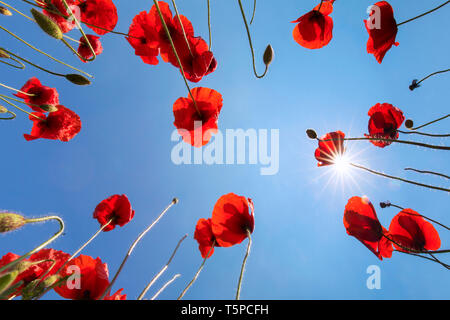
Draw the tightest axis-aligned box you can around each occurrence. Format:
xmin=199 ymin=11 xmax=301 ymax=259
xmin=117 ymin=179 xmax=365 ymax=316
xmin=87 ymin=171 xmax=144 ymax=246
xmin=0 ymin=0 xmax=32 ymax=20
xmin=0 ymin=25 xmax=92 ymax=77
xmin=236 ymin=229 xmax=252 ymax=300
xmin=398 ymin=129 xmax=450 ymax=138
xmin=387 ymin=202 xmax=450 ymax=231
xmin=397 ymin=1 xmax=450 ymax=26
xmin=236 ymin=0 xmax=268 ymax=79
xmin=250 ymin=0 xmax=257 ymax=24
xmin=0 ymin=216 xmax=65 ymax=274
xmin=1 ymin=48 xmax=65 ymax=77
xmin=410 ymin=114 xmax=449 ymax=131
xmin=0 ymin=109 xmax=16 ymax=120
xmin=99 ymin=198 xmax=178 ymax=300
xmin=382 ymin=233 xmax=449 ymax=254
xmin=395 ymin=250 xmax=450 ymax=268
xmin=150 ymin=274 xmax=181 ymax=300
xmin=428 ymin=253 xmax=450 ymax=270
xmin=0 ymin=54 xmax=26 ymax=69
xmin=152 ymin=0 xmax=200 ymax=116
xmin=416 ymin=68 xmax=450 ymax=86
xmin=177 ymin=240 xmax=215 ymax=300
xmin=405 ymin=168 xmax=450 ymax=180
xmin=207 ymin=0 xmax=212 ymax=50
xmin=349 ymin=162 xmax=450 ymax=193
xmin=0 ymin=95 xmax=44 ymax=121
xmin=137 ymin=234 xmax=187 ymax=300
xmin=170 ymin=0 xmax=193 ymax=57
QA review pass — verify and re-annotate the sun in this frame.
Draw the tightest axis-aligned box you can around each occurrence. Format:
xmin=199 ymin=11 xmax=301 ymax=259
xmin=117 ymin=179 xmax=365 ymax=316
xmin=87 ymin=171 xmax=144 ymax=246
xmin=332 ymin=153 xmax=351 ymax=174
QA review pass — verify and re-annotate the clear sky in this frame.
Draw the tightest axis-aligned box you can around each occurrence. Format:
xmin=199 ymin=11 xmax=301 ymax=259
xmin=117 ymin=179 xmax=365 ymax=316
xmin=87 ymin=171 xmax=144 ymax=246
xmin=1 ymin=0 xmax=449 ymax=299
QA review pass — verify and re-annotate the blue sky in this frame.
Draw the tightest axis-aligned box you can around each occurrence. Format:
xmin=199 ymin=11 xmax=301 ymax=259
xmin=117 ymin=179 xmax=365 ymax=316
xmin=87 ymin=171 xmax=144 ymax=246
xmin=1 ymin=0 xmax=449 ymax=299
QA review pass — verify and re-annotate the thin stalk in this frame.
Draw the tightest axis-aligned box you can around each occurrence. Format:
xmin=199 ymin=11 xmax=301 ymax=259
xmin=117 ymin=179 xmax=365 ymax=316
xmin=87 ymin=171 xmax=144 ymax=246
xmin=397 ymin=1 xmax=450 ymax=26
xmin=395 ymin=250 xmax=450 ymax=268
xmin=0 ymin=109 xmax=16 ymax=120
xmin=1 ymin=48 xmax=65 ymax=77
xmin=207 ymin=0 xmax=212 ymax=50
xmin=137 ymin=234 xmax=187 ymax=300
xmin=388 ymin=203 xmax=449 ymax=231
xmin=152 ymin=0 xmax=200 ymax=116
xmin=177 ymin=240 xmax=215 ymax=300
xmin=0 ymin=54 xmax=25 ymax=69
xmin=250 ymin=0 xmax=257 ymax=24
xmin=0 ymin=25 xmax=92 ymax=77
xmin=99 ymin=198 xmax=178 ymax=300
xmin=411 ymin=114 xmax=449 ymax=131
xmin=405 ymin=168 xmax=450 ymax=180
xmin=340 ymin=136 xmax=450 ymax=151
xmin=0 ymin=96 xmax=44 ymax=121
xmin=0 ymin=94 xmax=49 ymax=110
xmin=151 ymin=274 xmax=181 ymax=300
xmin=0 ymin=82 xmax=33 ymax=96
xmin=415 ymin=68 xmax=450 ymax=86
xmin=0 ymin=216 xmax=65 ymax=275
xmin=236 ymin=0 xmax=268 ymax=79
xmin=236 ymin=230 xmax=252 ymax=300
xmin=398 ymin=129 xmax=450 ymax=138
xmin=349 ymin=162 xmax=450 ymax=193
xmin=382 ymin=234 xmax=449 ymax=254
xmin=170 ymin=0 xmax=193 ymax=57
xmin=317 ymin=0 xmax=324 ymax=12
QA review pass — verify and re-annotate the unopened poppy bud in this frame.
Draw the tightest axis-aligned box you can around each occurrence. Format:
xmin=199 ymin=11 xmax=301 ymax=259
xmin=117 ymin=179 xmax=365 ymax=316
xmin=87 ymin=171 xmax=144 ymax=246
xmin=0 ymin=6 xmax=12 ymax=16
xmin=172 ymin=197 xmax=179 ymax=204
xmin=42 ymin=274 xmax=59 ymax=288
xmin=0 ymin=213 xmax=26 ymax=233
xmin=39 ymin=104 xmax=58 ymax=112
xmin=0 ymin=271 xmax=19 ymax=295
xmin=0 ymin=106 xmax=8 ymax=113
xmin=15 ymin=260 xmax=32 ymax=273
xmin=31 ymin=8 xmax=63 ymax=40
xmin=263 ymin=44 xmax=274 ymax=66
xmin=65 ymin=74 xmax=91 ymax=86
xmin=379 ymin=201 xmax=391 ymax=209
xmin=405 ymin=119 xmax=414 ymax=129
xmin=306 ymin=129 xmax=317 ymax=139
xmin=0 ymin=49 xmax=10 ymax=59
xmin=409 ymin=79 xmax=420 ymax=91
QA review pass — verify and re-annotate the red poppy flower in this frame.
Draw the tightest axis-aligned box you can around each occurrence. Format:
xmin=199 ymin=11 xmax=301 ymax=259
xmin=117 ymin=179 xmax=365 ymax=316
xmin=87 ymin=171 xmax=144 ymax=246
xmin=54 ymin=255 xmax=109 ymax=300
xmin=292 ymin=0 xmax=334 ymax=49
xmin=15 ymin=77 xmax=59 ymax=112
xmin=344 ymin=196 xmax=392 ymax=260
xmin=173 ymin=87 xmax=223 ymax=147
xmin=389 ymin=209 xmax=441 ymax=252
xmin=104 ymin=288 xmax=126 ymax=300
xmin=194 ymin=218 xmax=220 ymax=259
xmin=77 ymin=34 xmax=103 ymax=62
xmin=127 ymin=11 xmax=160 ymax=65
xmin=314 ymin=131 xmax=345 ymax=167
xmin=181 ymin=36 xmax=217 ymax=83
xmin=41 ymin=0 xmax=77 ymax=33
xmin=24 ymin=105 xmax=81 ymax=142
xmin=76 ymin=0 xmax=118 ymax=35
xmin=365 ymin=103 xmax=405 ymax=148
xmin=211 ymin=193 xmax=255 ymax=247
xmin=365 ymin=1 xmax=399 ymax=63
xmin=93 ymin=194 xmax=135 ymax=232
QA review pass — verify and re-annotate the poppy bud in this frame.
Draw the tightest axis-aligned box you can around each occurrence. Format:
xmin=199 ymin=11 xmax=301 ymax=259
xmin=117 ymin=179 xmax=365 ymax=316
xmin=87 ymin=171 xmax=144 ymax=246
xmin=42 ymin=274 xmax=59 ymax=288
xmin=379 ymin=201 xmax=391 ymax=209
xmin=0 ymin=6 xmax=12 ymax=16
xmin=0 ymin=213 xmax=26 ymax=233
xmin=405 ymin=119 xmax=414 ymax=129
xmin=306 ymin=129 xmax=317 ymax=139
xmin=39 ymin=104 xmax=58 ymax=112
xmin=263 ymin=44 xmax=274 ymax=66
xmin=65 ymin=74 xmax=91 ymax=86
xmin=172 ymin=198 xmax=179 ymax=204
xmin=0 ymin=49 xmax=10 ymax=59
xmin=0 ymin=271 xmax=19 ymax=295
xmin=409 ymin=79 xmax=420 ymax=91
xmin=0 ymin=105 xmax=8 ymax=113
xmin=30 ymin=8 xmax=63 ymax=40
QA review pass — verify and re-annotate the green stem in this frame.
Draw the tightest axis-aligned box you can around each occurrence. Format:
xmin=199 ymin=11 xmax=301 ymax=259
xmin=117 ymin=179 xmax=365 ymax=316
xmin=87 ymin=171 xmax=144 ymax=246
xmin=137 ymin=234 xmax=187 ymax=300
xmin=236 ymin=229 xmax=252 ymax=300
xmin=0 ymin=95 xmax=44 ymax=121
xmin=152 ymin=0 xmax=201 ymax=116
xmin=411 ymin=114 xmax=449 ymax=131
xmin=1 ymin=48 xmax=65 ymax=77
xmin=397 ymin=1 xmax=450 ymax=26
xmin=236 ymin=0 xmax=268 ymax=79
xmin=0 ymin=216 xmax=65 ymax=275
xmin=151 ymin=274 xmax=181 ymax=300
xmin=398 ymin=129 xmax=450 ymax=138
xmin=0 ymin=82 xmax=33 ymax=96
xmin=99 ymin=198 xmax=178 ymax=300
xmin=250 ymin=0 xmax=256 ymax=24
xmin=0 ymin=54 xmax=25 ymax=69
xmin=177 ymin=240 xmax=215 ymax=300
xmin=404 ymin=168 xmax=450 ymax=180
xmin=0 ymin=109 xmax=16 ymax=120
xmin=170 ymin=0 xmax=193 ymax=57
xmin=349 ymin=162 xmax=450 ymax=193
xmin=207 ymin=0 xmax=212 ymax=50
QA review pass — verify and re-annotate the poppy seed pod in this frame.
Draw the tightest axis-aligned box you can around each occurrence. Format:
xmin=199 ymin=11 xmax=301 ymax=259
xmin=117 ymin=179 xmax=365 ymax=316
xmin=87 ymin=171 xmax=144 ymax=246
xmin=405 ymin=119 xmax=414 ymax=129
xmin=0 ymin=213 xmax=26 ymax=233
xmin=31 ymin=8 xmax=63 ymax=40
xmin=306 ymin=129 xmax=317 ymax=139
xmin=65 ymin=74 xmax=91 ymax=86
xmin=0 ymin=49 xmax=10 ymax=59
xmin=263 ymin=44 xmax=274 ymax=66
xmin=409 ymin=79 xmax=420 ymax=91
xmin=39 ymin=104 xmax=59 ymax=112
xmin=379 ymin=201 xmax=391 ymax=209
xmin=0 ymin=6 xmax=12 ymax=16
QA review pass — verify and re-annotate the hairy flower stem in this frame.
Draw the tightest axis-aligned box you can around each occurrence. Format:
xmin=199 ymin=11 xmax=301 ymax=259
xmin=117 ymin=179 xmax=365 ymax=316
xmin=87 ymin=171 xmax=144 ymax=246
xmin=236 ymin=0 xmax=268 ymax=79
xmin=207 ymin=0 xmax=212 ymax=49
xmin=398 ymin=129 xmax=450 ymax=138
xmin=99 ymin=198 xmax=178 ymax=300
xmin=236 ymin=230 xmax=252 ymax=300
xmin=177 ymin=240 xmax=215 ymax=300
xmin=170 ymin=0 xmax=193 ymax=57
xmin=349 ymin=162 xmax=450 ymax=193
xmin=397 ymin=1 xmax=450 ymax=26
xmin=0 ymin=95 xmax=44 ymax=121
xmin=404 ymin=168 xmax=450 ymax=180
xmin=151 ymin=274 xmax=181 ymax=300
xmin=0 ymin=216 xmax=65 ymax=275
xmin=410 ymin=114 xmax=449 ymax=131
xmin=153 ymin=0 xmax=201 ymax=116
xmin=0 ymin=25 xmax=92 ymax=77
xmin=137 ymin=234 xmax=187 ymax=300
